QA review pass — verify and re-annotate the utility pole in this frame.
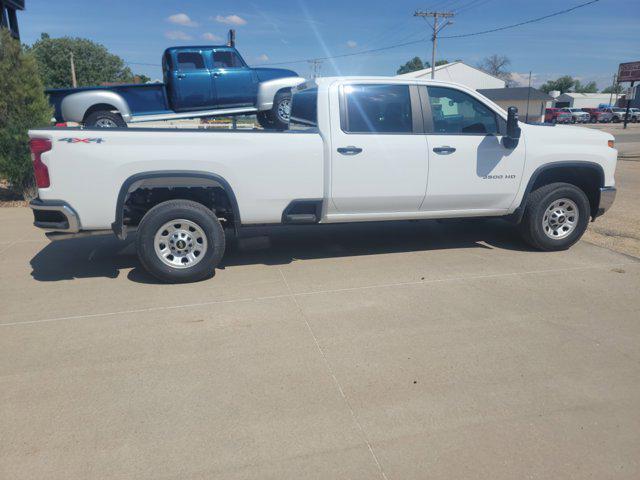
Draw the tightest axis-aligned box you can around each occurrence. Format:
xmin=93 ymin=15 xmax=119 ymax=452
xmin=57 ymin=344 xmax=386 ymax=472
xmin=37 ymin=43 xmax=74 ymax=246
xmin=413 ymin=10 xmax=454 ymax=79
xmin=69 ymin=51 xmax=77 ymax=88
xmin=308 ymin=59 xmax=322 ymax=79
xmin=608 ymin=74 xmax=616 ymax=106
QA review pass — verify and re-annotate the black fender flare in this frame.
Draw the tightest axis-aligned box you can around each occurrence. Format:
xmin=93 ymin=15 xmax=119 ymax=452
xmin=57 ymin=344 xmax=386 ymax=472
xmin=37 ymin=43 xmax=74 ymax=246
xmin=511 ymin=161 xmax=605 ymax=223
xmin=111 ymin=170 xmax=241 ymax=239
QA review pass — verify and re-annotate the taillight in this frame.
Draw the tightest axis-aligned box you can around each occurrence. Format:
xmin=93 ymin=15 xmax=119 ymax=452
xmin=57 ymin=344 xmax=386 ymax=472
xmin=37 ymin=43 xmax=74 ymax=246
xmin=29 ymin=138 xmax=52 ymax=188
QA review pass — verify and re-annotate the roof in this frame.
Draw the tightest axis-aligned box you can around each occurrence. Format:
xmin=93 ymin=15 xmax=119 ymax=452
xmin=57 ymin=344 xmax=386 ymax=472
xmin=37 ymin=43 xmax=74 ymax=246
xmin=556 ymin=93 xmax=613 ymax=99
xmin=478 ymin=87 xmax=552 ymax=102
xmin=397 ymin=61 xmax=501 ymax=81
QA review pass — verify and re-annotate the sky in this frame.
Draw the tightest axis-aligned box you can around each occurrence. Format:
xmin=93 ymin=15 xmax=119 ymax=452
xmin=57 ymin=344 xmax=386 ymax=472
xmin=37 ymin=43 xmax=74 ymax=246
xmin=18 ymin=0 xmax=640 ymax=89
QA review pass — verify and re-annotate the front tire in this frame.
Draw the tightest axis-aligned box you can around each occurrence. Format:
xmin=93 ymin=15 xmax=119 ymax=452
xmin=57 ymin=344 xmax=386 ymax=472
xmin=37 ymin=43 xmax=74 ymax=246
xmin=258 ymin=90 xmax=291 ymax=130
xmin=519 ymin=183 xmax=590 ymax=251
xmin=136 ymin=200 xmax=225 ymax=283
xmin=84 ymin=110 xmax=127 ymax=128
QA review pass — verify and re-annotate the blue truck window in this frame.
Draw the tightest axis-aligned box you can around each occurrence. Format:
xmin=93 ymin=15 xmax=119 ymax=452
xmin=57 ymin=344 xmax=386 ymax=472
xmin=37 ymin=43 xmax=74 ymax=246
xmin=212 ymin=51 xmax=244 ymax=68
xmin=290 ymin=87 xmax=318 ymax=127
xmin=177 ymin=52 xmax=205 ymax=70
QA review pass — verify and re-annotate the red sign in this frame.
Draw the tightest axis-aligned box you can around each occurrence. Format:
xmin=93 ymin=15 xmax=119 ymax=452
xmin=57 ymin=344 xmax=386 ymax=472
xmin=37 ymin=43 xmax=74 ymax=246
xmin=618 ymin=61 xmax=640 ymax=83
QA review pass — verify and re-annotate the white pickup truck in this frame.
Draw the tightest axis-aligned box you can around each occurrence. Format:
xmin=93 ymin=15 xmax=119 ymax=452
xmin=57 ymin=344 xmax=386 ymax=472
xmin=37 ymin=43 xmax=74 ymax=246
xmin=29 ymin=77 xmax=617 ymax=283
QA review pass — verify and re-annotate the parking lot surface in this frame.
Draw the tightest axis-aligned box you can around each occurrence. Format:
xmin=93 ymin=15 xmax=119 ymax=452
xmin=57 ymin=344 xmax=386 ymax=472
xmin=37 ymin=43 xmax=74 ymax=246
xmin=1 ymin=207 xmax=639 ymax=479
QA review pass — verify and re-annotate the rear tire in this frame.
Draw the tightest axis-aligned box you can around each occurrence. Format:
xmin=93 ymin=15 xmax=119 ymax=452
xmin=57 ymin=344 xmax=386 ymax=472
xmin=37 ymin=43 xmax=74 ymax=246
xmin=258 ymin=90 xmax=292 ymax=130
xmin=136 ymin=200 xmax=225 ymax=283
xmin=519 ymin=182 xmax=590 ymax=251
xmin=84 ymin=110 xmax=127 ymax=128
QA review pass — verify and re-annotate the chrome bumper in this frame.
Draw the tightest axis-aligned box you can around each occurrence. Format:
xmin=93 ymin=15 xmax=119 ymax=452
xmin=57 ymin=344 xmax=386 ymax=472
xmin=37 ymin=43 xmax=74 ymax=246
xmin=29 ymin=199 xmax=80 ymax=232
xmin=596 ymin=186 xmax=616 ymax=218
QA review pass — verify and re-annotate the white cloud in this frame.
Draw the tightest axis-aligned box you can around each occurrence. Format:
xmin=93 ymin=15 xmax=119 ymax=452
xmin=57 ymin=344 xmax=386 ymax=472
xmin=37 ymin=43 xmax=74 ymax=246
xmin=167 ymin=13 xmax=198 ymax=27
xmin=346 ymin=40 xmax=357 ymax=49
xmin=257 ymin=53 xmax=269 ymax=62
xmin=201 ymin=32 xmax=223 ymax=42
xmin=214 ymin=14 xmax=247 ymax=26
xmin=164 ymin=30 xmax=192 ymax=41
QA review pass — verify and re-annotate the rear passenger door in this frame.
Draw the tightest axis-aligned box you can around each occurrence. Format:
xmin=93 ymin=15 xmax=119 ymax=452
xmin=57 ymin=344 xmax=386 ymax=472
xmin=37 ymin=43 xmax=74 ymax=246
xmin=420 ymin=85 xmax=525 ymax=212
xmin=172 ymin=50 xmax=214 ymax=111
xmin=330 ymin=83 xmax=429 ymax=213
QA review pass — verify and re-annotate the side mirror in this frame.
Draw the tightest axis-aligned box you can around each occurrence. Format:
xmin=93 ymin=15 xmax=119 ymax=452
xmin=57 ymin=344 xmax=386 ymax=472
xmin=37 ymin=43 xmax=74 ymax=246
xmin=503 ymin=106 xmax=521 ymax=149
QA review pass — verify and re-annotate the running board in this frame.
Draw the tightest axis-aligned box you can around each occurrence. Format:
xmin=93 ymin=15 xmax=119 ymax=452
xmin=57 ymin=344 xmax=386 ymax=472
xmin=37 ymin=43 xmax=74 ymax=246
xmin=129 ymin=107 xmax=258 ymax=123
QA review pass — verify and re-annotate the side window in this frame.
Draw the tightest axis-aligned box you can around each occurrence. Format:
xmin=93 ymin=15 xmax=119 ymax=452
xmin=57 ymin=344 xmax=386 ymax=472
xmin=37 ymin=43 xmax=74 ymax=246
xmin=290 ymin=87 xmax=318 ymax=128
xmin=176 ymin=52 xmax=205 ymax=71
xmin=212 ymin=51 xmax=244 ymax=68
xmin=164 ymin=52 xmax=173 ymax=71
xmin=427 ymin=86 xmax=498 ymax=135
xmin=341 ymin=84 xmax=413 ymax=134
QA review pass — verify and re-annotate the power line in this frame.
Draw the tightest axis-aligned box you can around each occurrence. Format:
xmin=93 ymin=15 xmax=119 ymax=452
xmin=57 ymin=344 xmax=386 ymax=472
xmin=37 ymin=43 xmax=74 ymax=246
xmin=441 ymin=0 xmax=600 ymax=38
xmin=413 ymin=10 xmax=455 ymax=79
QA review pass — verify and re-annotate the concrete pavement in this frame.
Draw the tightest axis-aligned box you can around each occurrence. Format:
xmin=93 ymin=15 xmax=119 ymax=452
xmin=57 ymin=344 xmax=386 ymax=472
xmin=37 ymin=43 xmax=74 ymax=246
xmin=1 ymin=207 xmax=639 ymax=479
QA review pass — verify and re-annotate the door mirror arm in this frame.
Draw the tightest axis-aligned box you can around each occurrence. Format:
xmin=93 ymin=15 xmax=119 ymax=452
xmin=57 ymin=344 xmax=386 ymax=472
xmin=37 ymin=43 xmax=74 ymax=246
xmin=502 ymin=106 xmax=521 ymax=149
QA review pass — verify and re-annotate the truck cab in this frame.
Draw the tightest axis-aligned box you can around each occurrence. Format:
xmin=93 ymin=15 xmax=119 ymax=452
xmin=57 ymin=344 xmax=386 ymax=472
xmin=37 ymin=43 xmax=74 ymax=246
xmin=163 ymin=46 xmax=259 ymax=111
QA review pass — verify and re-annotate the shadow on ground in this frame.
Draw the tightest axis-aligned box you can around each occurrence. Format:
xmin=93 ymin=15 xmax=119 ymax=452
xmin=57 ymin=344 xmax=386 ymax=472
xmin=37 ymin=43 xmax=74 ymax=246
xmin=30 ymin=219 xmax=531 ymax=283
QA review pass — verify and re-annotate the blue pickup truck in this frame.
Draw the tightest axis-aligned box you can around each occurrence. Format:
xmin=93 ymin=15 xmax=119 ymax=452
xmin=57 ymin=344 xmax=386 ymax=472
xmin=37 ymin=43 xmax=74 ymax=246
xmin=47 ymin=45 xmax=304 ymax=129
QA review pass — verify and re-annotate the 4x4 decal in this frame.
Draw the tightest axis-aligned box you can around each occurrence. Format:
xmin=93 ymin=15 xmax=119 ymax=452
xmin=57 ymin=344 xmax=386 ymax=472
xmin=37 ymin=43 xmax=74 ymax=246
xmin=58 ymin=137 xmax=105 ymax=144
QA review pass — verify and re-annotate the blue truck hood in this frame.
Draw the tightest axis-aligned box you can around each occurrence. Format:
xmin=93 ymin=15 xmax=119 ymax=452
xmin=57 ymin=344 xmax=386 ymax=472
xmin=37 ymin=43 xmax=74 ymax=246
xmin=253 ymin=68 xmax=299 ymax=82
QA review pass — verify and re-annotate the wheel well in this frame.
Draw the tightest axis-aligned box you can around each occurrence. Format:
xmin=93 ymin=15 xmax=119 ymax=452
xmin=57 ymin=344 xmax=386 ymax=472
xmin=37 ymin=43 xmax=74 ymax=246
xmin=529 ymin=165 xmax=603 ymax=218
xmin=123 ymin=186 xmax=235 ymax=229
xmin=83 ymin=103 xmax=119 ymax=122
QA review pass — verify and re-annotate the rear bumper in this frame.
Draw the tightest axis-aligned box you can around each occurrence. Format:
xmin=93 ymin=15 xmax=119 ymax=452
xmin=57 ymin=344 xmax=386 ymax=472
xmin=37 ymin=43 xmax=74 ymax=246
xmin=29 ymin=199 xmax=80 ymax=232
xmin=595 ymin=186 xmax=616 ymax=218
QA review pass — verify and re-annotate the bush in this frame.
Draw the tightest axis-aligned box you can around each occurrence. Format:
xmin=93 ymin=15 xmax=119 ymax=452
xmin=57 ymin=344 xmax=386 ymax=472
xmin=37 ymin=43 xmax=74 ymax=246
xmin=0 ymin=29 xmax=52 ymax=196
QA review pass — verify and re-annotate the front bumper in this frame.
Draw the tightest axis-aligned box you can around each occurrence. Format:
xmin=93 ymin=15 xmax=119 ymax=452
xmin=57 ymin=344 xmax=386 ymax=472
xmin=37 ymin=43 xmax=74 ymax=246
xmin=29 ymin=198 xmax=80 ymax=232
xmin=595 ymin=186 xmax=616 ymax=218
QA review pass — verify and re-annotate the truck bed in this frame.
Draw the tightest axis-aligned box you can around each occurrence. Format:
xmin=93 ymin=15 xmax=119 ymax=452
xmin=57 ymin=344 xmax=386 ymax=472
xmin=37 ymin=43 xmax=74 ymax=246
xmin=29 ymin=127 xmax=324 ymax=229
xmin=47 ymin=83 xmax=170 ymax=121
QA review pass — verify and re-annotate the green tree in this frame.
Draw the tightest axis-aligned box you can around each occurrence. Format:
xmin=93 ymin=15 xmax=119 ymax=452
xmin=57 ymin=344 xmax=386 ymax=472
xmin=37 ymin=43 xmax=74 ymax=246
xmin=602 ymin=84 xmax=623 ymax=94
xmin=0 ymin=29 xmax=52 ymax=195
xmin=26 ymin=33 xmax=137 ymax=88
xmin=573 ymin=79 xmax=598 ymax=93
xmin=396 ymin=57 xmax=448 ymax=75
xmin=540 ymin=76 xmax=575 ymax=94
xmin=397 ymin=56 xmax=424 ymax=75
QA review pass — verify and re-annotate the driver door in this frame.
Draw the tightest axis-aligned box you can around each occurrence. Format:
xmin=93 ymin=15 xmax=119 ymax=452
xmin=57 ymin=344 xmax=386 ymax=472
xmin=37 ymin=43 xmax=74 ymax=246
xmin=420 ymin=85 xmax=526 ymax=212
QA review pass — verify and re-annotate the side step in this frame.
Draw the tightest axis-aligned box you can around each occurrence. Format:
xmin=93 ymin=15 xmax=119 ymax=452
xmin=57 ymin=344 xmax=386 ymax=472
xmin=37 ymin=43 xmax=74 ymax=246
xmin=282 ymin=199 xmax=323 ymax=224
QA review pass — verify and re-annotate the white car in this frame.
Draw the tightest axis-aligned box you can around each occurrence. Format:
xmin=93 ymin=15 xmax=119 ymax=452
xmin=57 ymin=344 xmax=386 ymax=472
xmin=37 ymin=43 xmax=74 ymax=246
xmin=561 ymin=108 xmax=590 ymax=123
xmin=29 ymin=77 xmax=618 ymax=282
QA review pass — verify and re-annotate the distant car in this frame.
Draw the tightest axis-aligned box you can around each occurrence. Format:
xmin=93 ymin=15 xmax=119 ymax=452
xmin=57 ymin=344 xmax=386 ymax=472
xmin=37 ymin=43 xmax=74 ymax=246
xmin=628 ymin=108 xmax=640 ymax=123
xmin=561 ymin=108 xmax=590 ymax=124
xmin=582 ymin=107 xmax=613 ymax=123
xmin=545 ymin=108 xmax=572 ymax=124
xmin=610 ymin=107 xmax=630 ymax=123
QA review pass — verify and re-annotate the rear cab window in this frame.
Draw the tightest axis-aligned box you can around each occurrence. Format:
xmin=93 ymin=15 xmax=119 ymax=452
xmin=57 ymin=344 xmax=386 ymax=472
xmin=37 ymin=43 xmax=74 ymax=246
xmin=290 ymin=85 xmax=318 ymax=129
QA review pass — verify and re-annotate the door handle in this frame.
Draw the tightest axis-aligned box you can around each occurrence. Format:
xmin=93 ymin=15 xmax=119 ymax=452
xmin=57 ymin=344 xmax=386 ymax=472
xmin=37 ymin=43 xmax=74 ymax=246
xmin=433 ymin=146 xmax=456 ymax=154
xmin=337 ymin=146 xmax=363 ymax=155
xmin=212 ymin=72 xmax=220 ymax=78
xmin=177 ymin=73 xmax=186 ymax=79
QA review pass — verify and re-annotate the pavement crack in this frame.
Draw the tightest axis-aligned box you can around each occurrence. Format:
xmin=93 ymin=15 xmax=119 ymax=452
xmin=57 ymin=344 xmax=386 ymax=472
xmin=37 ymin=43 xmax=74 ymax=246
xmin=277 ymin=267 xmax=389 ymax=480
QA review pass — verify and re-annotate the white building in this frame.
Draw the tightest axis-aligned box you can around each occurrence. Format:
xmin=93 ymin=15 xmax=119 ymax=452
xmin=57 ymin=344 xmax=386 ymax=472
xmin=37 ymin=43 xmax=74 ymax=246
xmin=478 ymin=87 xmax=553 ymax=123
xmin=396 ymin=61 xmax=505 ymax=90
xmin=554 ymin=93 xmax=615 ymax=109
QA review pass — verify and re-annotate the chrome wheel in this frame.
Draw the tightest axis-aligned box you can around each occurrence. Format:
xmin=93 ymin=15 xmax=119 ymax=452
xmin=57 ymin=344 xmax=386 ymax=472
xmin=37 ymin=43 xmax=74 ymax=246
xmin=276 ymin=98 xmax=291 ymax=122
xmin=542 ymin=198 xmax=579 ymax=240
xmin=153 ymin=219 xmax=207 ymax=269
xmin=95 ymin=118 xmax=119 ymax=128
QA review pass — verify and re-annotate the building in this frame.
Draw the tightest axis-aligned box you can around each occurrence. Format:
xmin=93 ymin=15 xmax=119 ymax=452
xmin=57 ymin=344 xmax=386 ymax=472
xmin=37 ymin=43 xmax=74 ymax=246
xmin=478 ymin=87 xmax=553 ymax=123
xmin=554 ymin=93 xmax=616 ymax=109
xmin=0 ymin=0 xmax=23 ymax=39
xmin=396 ymin=61 xmax=505 ymax=90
